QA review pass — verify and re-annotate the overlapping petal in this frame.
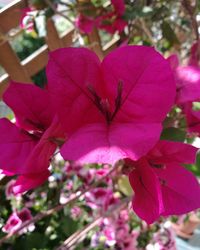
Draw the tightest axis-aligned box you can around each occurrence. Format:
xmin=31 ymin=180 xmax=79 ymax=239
xmin=12 ymin=170 xmax=50 ymax=194
xmin=0 ymin=118 xmax=37 ymax=175
xmin=101 ymin=46 xmax=175 ymax=123
xmin=148 ymin=140 xmax=197 ymax=164
xmin=129 ymin=159 xmax=163 ymax=224
xmin=3 ymin=81 xmax=53 ymax=131
xmin=61 ymin=122 xmax=162 ymax=164
xmin=154 ymin=163 xmax=200 ymax=216
xmin=24 ymin=116 xmax=65 ymax=174
xmin=47 ymin=48 xmax=104 ymax=133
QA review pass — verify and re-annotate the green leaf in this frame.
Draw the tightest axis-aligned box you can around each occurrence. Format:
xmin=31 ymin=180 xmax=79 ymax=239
xmin=60 ymin=216 xmax=79 ymax=236
xmin=161 ymin=21 xmax=179 ymax=46
xmin=195 ymin=149 xmax=200 ymax=170
xmin=117 ymin=175 xmax=133 ymax=196
xmin=160 ymin=127 xmax=186 ymax=142
xmin=185 ymin=164 xmax=200 ymax=177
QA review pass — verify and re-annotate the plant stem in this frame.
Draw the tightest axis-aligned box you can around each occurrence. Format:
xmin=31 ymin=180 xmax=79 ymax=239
xmin=44 ymin=0 xmax=74 ymax=25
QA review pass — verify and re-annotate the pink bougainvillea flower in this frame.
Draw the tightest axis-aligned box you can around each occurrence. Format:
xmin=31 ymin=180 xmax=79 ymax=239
xmin=2 ymin=208 xmax=32 ymax=234
xmin=75 ymin=14 xmax=99 ymax=34
xmin=75 ymin=0 xmax=127 ymax=34
xmin=0 ymin=82 xmax=65 ymax=193
xmin=99 ymin=0 xmax=127 ymax=34
xmin=128 ymin=140 xmax=200 ymax=224
xmin=47 ymin=46 xmax=175 ymax=165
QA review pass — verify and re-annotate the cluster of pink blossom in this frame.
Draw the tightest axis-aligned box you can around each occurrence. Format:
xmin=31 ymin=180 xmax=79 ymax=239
xmin=146 ymin=222 xmax=177 ymax=250
xmin=75 ymin=0 xmax=127 ymax=34
xmin=90 ymin=212 xmax=139 ymax=249
xmin=0 ymin=44 xmax=200 ymax=226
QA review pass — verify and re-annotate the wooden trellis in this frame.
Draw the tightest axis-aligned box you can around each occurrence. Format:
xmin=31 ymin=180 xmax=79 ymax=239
xmin=0 ymin=0 xmax=119 ymax=99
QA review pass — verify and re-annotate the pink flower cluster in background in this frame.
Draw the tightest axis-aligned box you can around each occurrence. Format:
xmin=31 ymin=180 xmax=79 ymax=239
xmin=2 ymin=208 xmax=33 ymax=234
xmin=75 ymin=0 xmax=127 ymax=34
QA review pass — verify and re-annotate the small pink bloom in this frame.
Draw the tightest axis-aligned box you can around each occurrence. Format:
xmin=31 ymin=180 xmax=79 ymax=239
xmin=66 ymin=180 xmax=73 ymax=191
xmin=2 ymin=208 xmax=32 ymax=234
xmin=18 ymin=208 xmax=32 ymax=222
xmin=20 ymin=8 xmax=34 ymax=32
xmin=117 ymin=230 xmax=139 ymax=250
xmin=70 ymin=206 xmax=82 ymax=220
xmin=2 ymin=212 xmax=22 ymax=234
xmin=115 ymin=224 xmax=129 ymax=240
xmin=118 ymin=209 xmax=129 ymax=223
xmin=85 ymin=188 xmax=118 ymax=210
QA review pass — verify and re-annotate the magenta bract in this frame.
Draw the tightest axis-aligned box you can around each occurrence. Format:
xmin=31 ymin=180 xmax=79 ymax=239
xmin=47 ymin=46 xmax=175 ymax=164
xmin=129 ymin=140 xmax=200 ymax=224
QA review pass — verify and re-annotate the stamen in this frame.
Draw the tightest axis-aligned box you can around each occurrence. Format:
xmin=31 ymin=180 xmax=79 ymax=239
xmin=115 ymin=80 xmax=123 ymax=109
xmin=111 ymin=80 xmax=123 ymax=121
xmin=87 ymin=85 xmax=104 ymax=114
xmin=100 ymin=99 xmax=112 ymax=124
xmin=149 ymin=161 xmax=165 ymax=169
xmin=87 ymin=81 xmax=123 ymax=124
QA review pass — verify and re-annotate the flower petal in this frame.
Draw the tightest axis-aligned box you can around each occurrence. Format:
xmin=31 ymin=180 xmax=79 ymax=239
xmin=25 ymin=116 xmax=65 ymax=174
xmin=0 ymin=118 xmax=37 ymax=175
xmin=154 ymin=164 xmax=200 ymax=216
xmin=12 ymin=170 xmax=50 ymax=194
xmin=61 ymin=122 xmax=162 ymax=165
xmin=129 ymin=160 xmax=163 ymax=224
xmin=111 ymin=0 xmax=125 ymax=15
xmin=148 ymin=140 xmax=198 ymax=164
xmin=47 ymin=47 xmax=104 ymax=133
xmin=101 ymin=46 xmax=175 ymax=123
xmin=3 ymin=81 xmax=53 ymax=131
